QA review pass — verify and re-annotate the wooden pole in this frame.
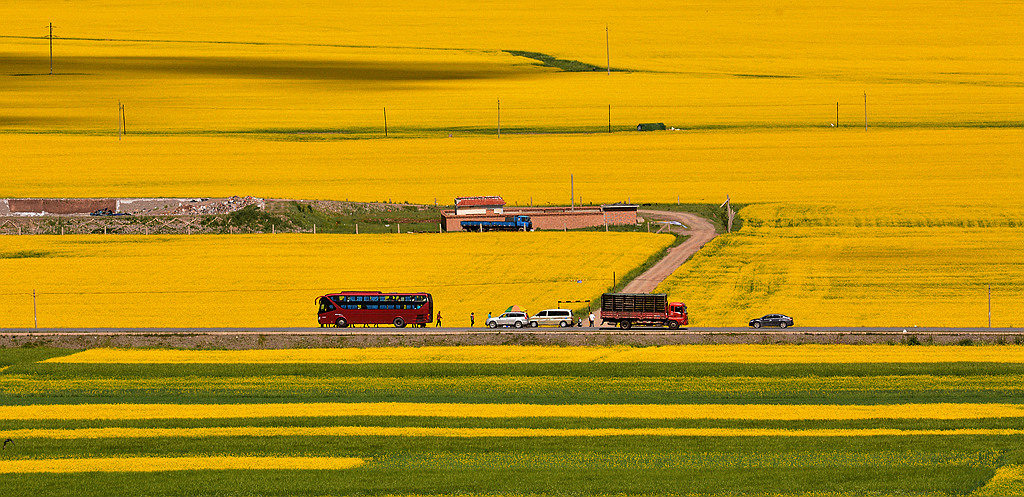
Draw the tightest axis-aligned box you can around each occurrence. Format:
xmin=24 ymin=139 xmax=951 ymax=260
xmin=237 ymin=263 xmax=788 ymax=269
xmin=608 ymin=104 xmax=611 ymax=133
xmin=383 ymin=106 xmax=388 ymax=138
xmin=605 ymin=25 xmax=610 ymax=75
xmin=48 ymin=23 xmax=53 ymax=75
xmin=118 ymin=101 xmax=122 ymax=140
xmin=497 ymin=99 xmax=501 ymax=137
xmin=836 ymin=102 xmax=839 ymax=128
xmin=121 ymin=103 xmax=126 ymax=136
xmin=355 ymin=223 xmax=358 ymax=234
xmin=33 ymin=289 xmax=38 ymax=328
xmin=860 ymin=91 xmax=868 ymax=129
xmin=988 ymin=284 xmax=992 ymax=328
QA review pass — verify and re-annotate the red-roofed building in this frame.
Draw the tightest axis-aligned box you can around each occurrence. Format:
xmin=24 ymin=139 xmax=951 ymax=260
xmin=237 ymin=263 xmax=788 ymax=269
xmin=454 ymin=196 xmax=505 ymax=216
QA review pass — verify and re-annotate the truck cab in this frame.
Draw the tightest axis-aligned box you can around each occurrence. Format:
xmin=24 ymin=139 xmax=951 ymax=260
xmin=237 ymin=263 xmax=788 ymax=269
xmin=668 ymin=303 xmax=688 ymax=325
xmin=512 ymin=215 xmax=533 ymax=231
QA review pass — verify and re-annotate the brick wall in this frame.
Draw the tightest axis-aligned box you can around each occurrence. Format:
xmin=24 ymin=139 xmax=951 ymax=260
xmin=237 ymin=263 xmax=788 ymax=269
xmin=7 ymin=198 xmax=116 ymax=215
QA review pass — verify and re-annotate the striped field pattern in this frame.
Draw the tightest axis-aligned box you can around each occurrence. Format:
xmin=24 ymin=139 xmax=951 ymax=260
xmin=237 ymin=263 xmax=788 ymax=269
xmin=3 ymin=345 xmax=1024 ymax=496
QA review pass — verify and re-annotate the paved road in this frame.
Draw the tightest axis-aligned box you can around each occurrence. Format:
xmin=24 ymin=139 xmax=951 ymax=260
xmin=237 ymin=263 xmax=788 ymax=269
xmin=2 ymin=327 xmax=1022 ymax=335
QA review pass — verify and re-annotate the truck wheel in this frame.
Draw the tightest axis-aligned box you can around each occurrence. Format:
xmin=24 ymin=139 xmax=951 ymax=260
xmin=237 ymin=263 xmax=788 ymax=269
xmin=753 ymin=321 xmax=761 ymax=329
xmin=559 ymin=321 xmax=568 ymax=328
xmin=393 ymin=317 xmax=406 ymax=328
xmin=667 ymin=320 xmax=679 ymax=330
xmin=619 ymin=320 xmax=632 ymax=330
xmin=335 ymin=317 xmax=348 ymax=328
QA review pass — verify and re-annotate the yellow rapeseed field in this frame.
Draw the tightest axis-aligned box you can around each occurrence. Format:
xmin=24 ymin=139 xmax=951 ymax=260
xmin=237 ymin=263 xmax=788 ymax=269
xmin=5 ymin=373 xmax=1021 ymax=397
xmin=2 ymin=1 xmax=1021 ymax=133
xmin=0 ymin=232 xmax=670 ymax=327
xmin=4 ymin=402 xmax=1024 ymax=421
xmin=1 ymin=130 xmax=1022 ymax=209
xmin=47 ymin=345 xmax=1024 ymax=364
xmin=658 ymin=222 xmax=1024 ymax=327
xmin=7 ymin=426 xmax=1024 ymax=440
xmin=0 ymin=456 xmax=364 ymax=474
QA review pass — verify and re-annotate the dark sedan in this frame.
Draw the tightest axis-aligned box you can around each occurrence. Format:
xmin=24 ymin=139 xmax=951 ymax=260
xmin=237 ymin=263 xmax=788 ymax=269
xmin=749 ymin=314 xmax=794 ymax=329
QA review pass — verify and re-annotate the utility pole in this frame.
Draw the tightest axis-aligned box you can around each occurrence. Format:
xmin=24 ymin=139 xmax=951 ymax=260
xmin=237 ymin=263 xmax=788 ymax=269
xmin=836 ymin=102 xmax=839 ymax=128
xmin=33 ymin=289 xmax=38 ymax=328
xmin=48 ymin=23 xmax=53 ymax=75
xmin=608 ymin=104 xmax=612 ymax=133
xmin=863 ymin=91 xmax=867 ymax=131
xmin=118 ymin=100 xmax=122 ymax=139
xmin=570 ymin=174 xmax=575 ymax=210
xmin=720 ymin=195 xmax=734 ymax=233
xmin=383 ymin=106 xmax=388 ymax=138
xmin=121 ymin=103 xmax=126 ymax=136
xmin=988 ymin=284 xmax=992 ymax=328
xmin=605 ymin=24 xmax=610 ymax=75
xmin=497 ymin=98 xmax=501 ymax=137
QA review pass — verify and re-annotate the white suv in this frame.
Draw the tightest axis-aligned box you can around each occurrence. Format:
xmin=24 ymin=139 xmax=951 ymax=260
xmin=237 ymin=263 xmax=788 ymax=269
xmin=486 ymin=311 xmax=530 ymax=328
xmin=529 ymin=309 xmax=574 ymax=327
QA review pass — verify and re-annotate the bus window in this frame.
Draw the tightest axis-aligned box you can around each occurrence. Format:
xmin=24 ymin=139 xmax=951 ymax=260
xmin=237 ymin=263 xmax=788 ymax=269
xmin=319 ymin=298 xmax=336 ymax=314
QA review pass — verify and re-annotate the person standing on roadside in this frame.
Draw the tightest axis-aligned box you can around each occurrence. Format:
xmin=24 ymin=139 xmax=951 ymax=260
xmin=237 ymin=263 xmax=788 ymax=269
xmin=470 ymin=312 xmax=475 ymax=327
xmin=589 ymin=312 xmax=596 ymax=327
xmin=436 ymin=311 xmax=442 ymax=327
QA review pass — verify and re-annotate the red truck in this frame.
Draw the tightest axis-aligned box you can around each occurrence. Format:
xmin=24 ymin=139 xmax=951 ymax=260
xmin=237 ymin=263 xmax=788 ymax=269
xmin=600 ymin=293 xmax=688 ymax=329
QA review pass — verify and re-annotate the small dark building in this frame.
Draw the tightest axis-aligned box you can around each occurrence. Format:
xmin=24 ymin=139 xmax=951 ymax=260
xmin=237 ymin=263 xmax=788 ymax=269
xmin=636 ymin=122 xmax=667 ymax=131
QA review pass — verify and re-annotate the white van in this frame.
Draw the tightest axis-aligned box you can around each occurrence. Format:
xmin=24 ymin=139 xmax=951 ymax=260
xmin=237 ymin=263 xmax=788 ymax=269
xmin=529 ymin=309 xmax=575 ymax=328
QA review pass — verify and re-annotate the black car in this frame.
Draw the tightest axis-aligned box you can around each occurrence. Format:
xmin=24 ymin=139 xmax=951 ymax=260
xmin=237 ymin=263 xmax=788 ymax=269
xmin=749 ymin=314 xmax=794 ymax=329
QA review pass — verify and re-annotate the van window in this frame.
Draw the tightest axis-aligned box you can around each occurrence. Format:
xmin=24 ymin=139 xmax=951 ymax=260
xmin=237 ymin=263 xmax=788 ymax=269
xmin=538 ymin=311 xmax=549 ymax=317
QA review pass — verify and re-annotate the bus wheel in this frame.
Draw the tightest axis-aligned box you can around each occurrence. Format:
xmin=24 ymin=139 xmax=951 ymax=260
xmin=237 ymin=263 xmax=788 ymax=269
xmin=393 ymin=317 xmax=406 ymax=328
xmin=335 ymin=317 xmax=348 ymax=328
xmin=667 ymin=320 xmax=680 ymax=330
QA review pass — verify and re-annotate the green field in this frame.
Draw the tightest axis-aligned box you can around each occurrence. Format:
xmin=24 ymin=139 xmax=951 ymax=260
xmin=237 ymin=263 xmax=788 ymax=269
xmin=2 ymin=346 xmax=1024 ymax=496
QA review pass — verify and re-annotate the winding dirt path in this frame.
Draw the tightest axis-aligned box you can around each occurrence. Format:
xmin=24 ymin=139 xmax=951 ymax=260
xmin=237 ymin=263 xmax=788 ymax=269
xmin=621 ymin=210 xmax=718 ymax=294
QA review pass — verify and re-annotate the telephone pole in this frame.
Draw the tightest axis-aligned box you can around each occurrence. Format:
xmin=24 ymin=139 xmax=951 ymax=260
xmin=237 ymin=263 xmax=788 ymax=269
xmin=48 ymin=23 xmax=53 ymax=75
xmin=497 ymin=98 xmax=501 ymax=137
xmin=720 ymin=195 xmax=735 ymax=233
xmin=605 ymin=25 xmax=611 ymax=75
xmin=33 ymin=289 xmax=38 ymax=328
xmin=988 ymin=284 xmax=992 ymax=328
xmin=863 ymin=91 xmax=867 ymax=131
xmin=608 ymin=104 xmax=612 ymax=133
xmin=383 ymin=106 xmax=388 ymax=137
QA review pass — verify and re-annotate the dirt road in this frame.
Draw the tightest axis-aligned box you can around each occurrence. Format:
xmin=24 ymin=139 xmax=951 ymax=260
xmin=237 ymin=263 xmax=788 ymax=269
xmin=620 ymin=210 xmax=718 ymax=293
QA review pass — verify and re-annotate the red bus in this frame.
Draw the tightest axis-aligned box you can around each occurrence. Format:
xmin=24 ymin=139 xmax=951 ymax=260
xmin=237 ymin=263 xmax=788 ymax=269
xmin=316 ymin=291 xmax=433 ymax=328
